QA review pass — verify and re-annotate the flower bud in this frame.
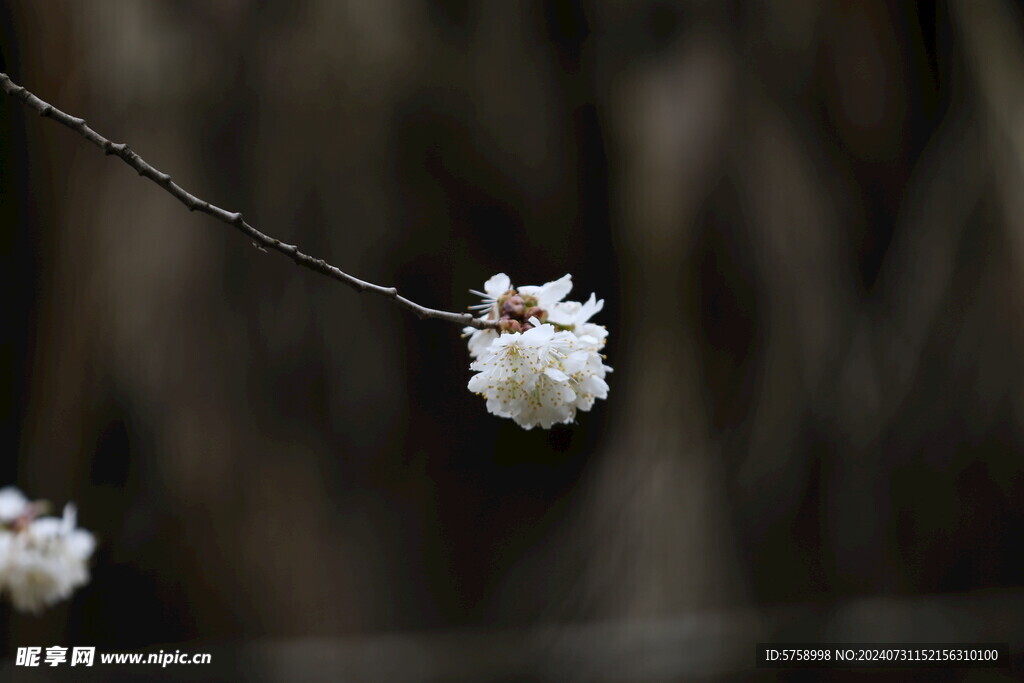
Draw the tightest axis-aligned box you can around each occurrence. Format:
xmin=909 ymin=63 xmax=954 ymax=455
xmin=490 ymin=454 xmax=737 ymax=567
xmin=498 ymin=318 xmax=522 ymax=333
xmin=501 ymin=294 xmax=525 ymax=318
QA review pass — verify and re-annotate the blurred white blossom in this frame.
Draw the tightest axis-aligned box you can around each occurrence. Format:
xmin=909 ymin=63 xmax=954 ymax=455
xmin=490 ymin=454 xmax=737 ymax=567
xmin=0 ymin=487 xmax=95 ymax=614
xmin=466 ymin=274 xmax=611 ymax=429
xmin=0 ymin=486 xmax=31 ymax=523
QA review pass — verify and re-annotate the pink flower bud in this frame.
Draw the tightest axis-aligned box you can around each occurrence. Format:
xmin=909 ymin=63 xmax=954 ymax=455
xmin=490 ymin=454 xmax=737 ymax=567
xmin=501 ymin=294 xmax=525 ymax=318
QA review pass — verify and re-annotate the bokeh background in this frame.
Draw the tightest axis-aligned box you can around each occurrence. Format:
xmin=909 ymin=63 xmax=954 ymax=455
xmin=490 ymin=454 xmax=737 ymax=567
xmin=1 ymin=0 xmax=1023 ymax=680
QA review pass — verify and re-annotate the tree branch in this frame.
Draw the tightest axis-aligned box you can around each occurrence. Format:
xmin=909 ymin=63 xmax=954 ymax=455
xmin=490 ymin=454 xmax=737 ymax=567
xmin=0 ymin=72 xmax=496 ymax=330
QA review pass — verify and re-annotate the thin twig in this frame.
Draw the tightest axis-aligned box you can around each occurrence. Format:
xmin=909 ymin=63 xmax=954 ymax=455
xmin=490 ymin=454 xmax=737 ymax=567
xmin=0 ymin=72 xmax=496 ymax=330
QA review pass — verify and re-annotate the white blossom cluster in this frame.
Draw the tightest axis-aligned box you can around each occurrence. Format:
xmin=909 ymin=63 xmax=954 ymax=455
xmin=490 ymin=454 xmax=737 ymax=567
xmin=0 ymin=486 xmax=96 ymax=614
xmin=464 ymin=273 xmax=611 ymax=429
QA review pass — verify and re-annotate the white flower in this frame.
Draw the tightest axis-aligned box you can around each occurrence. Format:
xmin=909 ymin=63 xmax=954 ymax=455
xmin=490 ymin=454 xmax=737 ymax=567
xmin=553 ymin=293 xmax=609 ymax=359
xmin=468 ymin=322 xmax=576 ymax=429
xmin=463 ymin=272 xmax=511 ymax=359
xmin=465 ymin=326 xmax=500 ymax=360
xmin=467 ymin=272 xmax=512 ymax=317
xmin=565 ymin=335 xmax=611 ymax=412
xmin=463 ymin=273 xmax=576 ymax=359
xmin=548 ymin=292 xmax=604 ymax=329
xmin=468 ymin=318 xmax=611 ymax=429
xmin=0 ymin=487 xmax=31 ymax=523
xmin=516 ymin=273 xmax=573 ymax=310
xmin=0 ymin=497 xmax=95 ymax=614
xmin=465 ymin=273 xmax=611 ymax=428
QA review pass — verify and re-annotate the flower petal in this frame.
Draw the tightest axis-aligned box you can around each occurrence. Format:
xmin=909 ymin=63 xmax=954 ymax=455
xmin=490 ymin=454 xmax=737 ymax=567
xmin=544 ymin=367 xmax=570 ymax=382
xmin=532 ymin=274 xmax=573 ymax=307
xmin=483 ymin=273 xmax=512 ymax=298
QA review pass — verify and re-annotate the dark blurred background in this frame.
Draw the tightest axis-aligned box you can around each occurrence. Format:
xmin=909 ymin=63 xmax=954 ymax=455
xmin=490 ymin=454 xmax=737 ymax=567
xmin=1 ymin=0 xmax=1023 ymax=680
